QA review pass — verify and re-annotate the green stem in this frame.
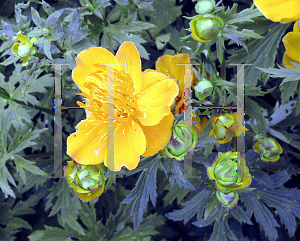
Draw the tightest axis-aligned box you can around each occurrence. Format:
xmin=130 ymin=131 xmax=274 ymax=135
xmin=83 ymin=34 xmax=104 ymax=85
xmin=220 ymin=56 xmax=226 ymax=80
xmin=13 ymin=99 xmax=55 ymax=116
xmin=53 ymin=41 xmax=65 ymax=53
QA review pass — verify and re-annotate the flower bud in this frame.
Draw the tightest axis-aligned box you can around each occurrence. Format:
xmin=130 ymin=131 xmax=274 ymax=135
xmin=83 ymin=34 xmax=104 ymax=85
xmin=194 ymin=79 xmax=213 ymax=100
xmin=64 ymin=160 xmax=106 ymax=202
xmin=164 ymin=121 xmax=198 ymax=160
xmin=43 ymin=28 xmax=50 ymax=36
xmin=210 ymin=113 xmax=248 ymax=144
xmin=253 ymin=138 xmax=283 ymax=162
xmin=216 ymin=190 xmax=239 ymax=209
xmin=18 ymin=44 xmax=31 ymax=58
xmin=195 ymin=0 xmax=215 ymax=15
xmin=190 ymin=15 xmax=224 ymax=42
xmin=207 ymin=152 xmax=252 ymax=194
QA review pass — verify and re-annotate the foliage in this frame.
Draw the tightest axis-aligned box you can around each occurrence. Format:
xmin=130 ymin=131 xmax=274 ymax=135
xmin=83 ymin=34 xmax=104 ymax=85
xmin=0 ymin=0 xmax=300 ymax=240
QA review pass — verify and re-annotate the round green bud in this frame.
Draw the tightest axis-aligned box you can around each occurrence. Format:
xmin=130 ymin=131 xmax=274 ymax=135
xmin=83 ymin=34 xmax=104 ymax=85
xmin=18 ymin=44 xmax=31 ymax=58
xmin=207 ymin=152 xmax=252 ymax=194
xmin=43 ymin=28 xmax=50 ymax=36
xmin=164 ymin=121 xmax=198 ymax=160
xmin=216 ymin=190 xmax=239 ymax=209
xmin=195 ymin=0 xmax=215 ymax=15
xmin=190 ymin=15 xmax=224 ymax=42
xmin=194 ymin=79 xmax=213 ymax=100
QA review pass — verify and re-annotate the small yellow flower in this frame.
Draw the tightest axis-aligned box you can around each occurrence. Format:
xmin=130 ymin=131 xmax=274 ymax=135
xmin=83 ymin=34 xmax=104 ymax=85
xmin=254 ymin=0 xmax=300 ymax=23
xmin=154 ymin=53 xmax=200 ymax=114
xmin=67 ymin=41 xmax=179 ymax=172
xmin=283 ymin=21 xmax=300 ymax=69
xmin=12 ymin=31 xmax=37 ymax=65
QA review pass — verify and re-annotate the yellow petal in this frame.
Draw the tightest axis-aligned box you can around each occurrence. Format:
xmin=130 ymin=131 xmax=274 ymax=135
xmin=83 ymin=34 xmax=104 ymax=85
xmin=67 ymin=115 xmax=107 ymax=165
xmin=136 ymin=71 xmax=178 ymax=126
xmin=72 ymin=47 xmax=121 ymax=94
xmin=282 ymin=32 xmax=300 ymax=66
xmin=156 ymin=53 xmax=193 ymax=97
xmin=115 ymin=41 xmax=142 ymax=94
xmin=17 ymin=32 xmax=29 ymax=43
xmin=254 ymin=0 xmax=300 ymax=22
xmin=136 ymin=113 xmax=174 ymax=157
xmin=12 ymin=43 xmax=20 ymax=56
xmin=294 ymin=21 xmax=300 ymax=32
xmin=105 ymin=117 xmax=146 ymax=171
xmin=283 ymin=52 xmax=298 ymax=69
xmin=155 ymin=55 xmax=173 ymax=76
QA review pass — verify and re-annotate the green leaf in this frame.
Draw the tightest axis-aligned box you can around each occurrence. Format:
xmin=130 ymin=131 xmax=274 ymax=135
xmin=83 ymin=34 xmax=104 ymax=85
xmin=155 ymin=33 xmax=171 ymax=50
xmin=258 ymin=64 xmax=300 ymax=85
xmin=226 ymin=5 xmax=262 ymax=25
xmin=45 ymin=179 xmax=85 ymax=235
xmin=227 ymin=23 xmax=290 ymax=85
xmin=150 ymin=0 xmax=182 ymax=35
xmin=121 ymin=156 xmax=160 ymax=230
xmin=43 ymin=39 xmax=52 ymax=60
xmin=13 ymin=155 xmax=47 ymax=184
xmin=241 ymin=192 xmax=280 ymax=241
xmin=166 ymin=189 xmax=212 ymax=224
xmin=245 ymin=96 xmax=266 ymax=134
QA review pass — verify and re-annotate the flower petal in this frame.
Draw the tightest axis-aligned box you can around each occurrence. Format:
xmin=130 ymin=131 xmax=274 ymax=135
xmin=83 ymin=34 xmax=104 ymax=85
xmin=67 ymin=116 xmax=107 ymax=165
xmin=105 ymin=117 xmax=146 ymax=171
xmin=135 ymin=113 xmax=174 ymax=157
xmin=136 ymin=71 xmax=178 ymax=126
xmin=283 ymin=32 xmax=300 ymax=65
xmin=283 ymin=52 xmax=298 ymax=69
xmin=254 ymin=0 xmax=300 ymax=22
xmin=116 ymin=41 xmax=143 ymax=95
xmin=72 ymin=47 xmax=121 ymax=94
xmin=12 ymin=43 xmax=20 ymax=56
xmin=294 ymin=21 xmax=300 ymax=32
xmin=17 ymin=32 xmax=29 ymax=43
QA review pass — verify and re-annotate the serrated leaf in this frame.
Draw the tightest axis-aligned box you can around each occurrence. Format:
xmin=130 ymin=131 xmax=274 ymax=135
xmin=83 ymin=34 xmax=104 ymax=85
xmin=166 ymin=189 xmax=212 ymax=224
xmin=241 ymin=192 xmax=280 ymax=241
xmin=258 ymin=188 xmax=300 ymax=238
xmin=227 ymin=23 xmax=290 ymax=85
xmin=121 ymin=156 xmax=160 ymax=230
xmin=227 ymin=5 xmax=262 ymax=25
xmin=46 ymin=9 xmax=64 ymax=29
xmin=31 ymin=7 xmax=43 ymax=28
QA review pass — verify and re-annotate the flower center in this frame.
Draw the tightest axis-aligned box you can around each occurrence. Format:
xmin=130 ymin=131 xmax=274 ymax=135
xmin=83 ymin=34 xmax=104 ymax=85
xmin=82 ymin=65 xmax=137 ymax=122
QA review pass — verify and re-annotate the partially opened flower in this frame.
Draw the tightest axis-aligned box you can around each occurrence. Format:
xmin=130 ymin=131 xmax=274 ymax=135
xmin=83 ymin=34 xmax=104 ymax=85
xmin=253 ymin=138 xmax=283 ymax=162
xmin=283 ymin=21 xmax=300 ymax=69
xmin=207 ymin=152 xmax=252 ymax=194
xmin=64 ymin=160 xmax=106 ymax=202
xmin=155 ymin=53 xmax=200 ymax=114
xmin=254 ymin=0 xmax=300 ymax=23
xmin=12 ymin=31 xmax=37 ymax=65
xmin=210 ymin=112 xmax=248 ymax=144
xmin=67 ymin=41 xmax=179 ymax=171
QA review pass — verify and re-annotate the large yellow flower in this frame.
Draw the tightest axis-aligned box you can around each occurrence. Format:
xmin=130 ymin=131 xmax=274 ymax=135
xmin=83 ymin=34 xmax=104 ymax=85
xmin=254 ymin=0 xmax=300 ymax=23
xmin=67 ymin=42 xmax=179 ymax=172
xmin=155 ymin=53 xmax=200 ymax=114
xmin=283 ymin=21 xmax=300 ymax=68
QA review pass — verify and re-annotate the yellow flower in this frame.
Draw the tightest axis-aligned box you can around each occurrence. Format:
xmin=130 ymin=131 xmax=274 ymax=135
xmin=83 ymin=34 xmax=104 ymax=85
xmin=155 ymin=53 xmax=200 ymax=114
xmin=254 ymin=0 xmax=300 ymax=23
xmin=67 ymin=41 xmax=179 ymax=172
xmin=283 ymin=21 xmax=300 ymax=68
xmin=12 ymin=31 xmax=37 ymax=66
